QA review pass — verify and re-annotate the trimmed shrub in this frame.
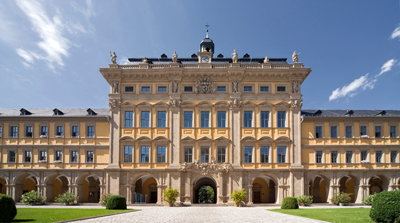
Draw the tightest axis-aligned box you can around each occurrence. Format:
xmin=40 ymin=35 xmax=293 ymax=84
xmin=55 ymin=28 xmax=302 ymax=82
xmin=281 ymin=197 xmax=299 ymax=209
xmin=21 ymin=190 xmax=46 ymax=205
xmin=106 ymin=195 xmax=127 ymax=210
xmin=370 ymin=190 xmax=400 ymax=223
xmin=0 ymin=194 xmax=17 ymax=222
xmin=99 ymin=193 xmax=112 ymax=207
xmin=55 ymin=191 xmax=78 ymax=205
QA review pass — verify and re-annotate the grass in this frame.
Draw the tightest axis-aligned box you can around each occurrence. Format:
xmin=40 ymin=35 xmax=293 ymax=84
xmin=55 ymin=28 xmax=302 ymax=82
xmin=270 ymin=208 xmax=373 ymax=223
xmin=12 ymin=208 xmax=134 ymax=223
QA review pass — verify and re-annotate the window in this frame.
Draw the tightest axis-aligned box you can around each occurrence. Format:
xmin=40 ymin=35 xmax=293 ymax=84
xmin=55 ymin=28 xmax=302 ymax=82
xmin=278 ymin=146 xmax=286 ymax=163
xmin=141 ymin=146 xmax=149 ymax=163
xmin=24 ymin=151 xmax=31 ymax=162
xmin=157 ymin=146 xmax=166 ymax=163
xmin=41 ymin=126 xmax=48 ymax=136
xmin=345 ymin=151 xmax=352 ymax=163
xmin=315 ymin=126 xmax=322 ymax=138
xmin=345 ymin=126 xmax=352 ymax=138
xmin=375 ymin=126 xmax=382 ymax=138
xmin=217 ymin=111 xmax=226 ymax=128
xmin=331 ymin=126 xmax=337 ymax=138
xmin=157 ymin=86 xmax=167 ymax=92
xmin=217 ymin=86 xmax=226 ymax=92
xmin=260 ymin=111 xmax=269 ymax=128
xmin=157 ymin=111 xmax=166 ymax=127
xmin=141 ymin=86 xmax=150 ymax=92
xmin=361 ymin=151 xmax=368 ymax=161
xmin=11 ymin=126 xmax=18 ymax=138
xmin=71 ymin=151 xmax=78 ymax=163
xmin=26 ymin=126 xmax=33 ymax=138
xmin=360 ymin=126 xmax=367 ymax=136
xmin=56 ymin=126 xmax=64 ymax=137
xmin=277 ymin=86 xmax=286 ymax=92
xmin=315 ymin=151 xmax=322 ymax=163
xmin=244 ymin=146 xmax=253 ymax=163
xmin=201 ymin=147 xmax=209 ymax=163
xmin=39 ymin=151 xmax=47 ymax=161
xmin=277 ymin=111 xmax=286 ymax=128
xmin=217 ymin=147 xmax=226 ymax=163
xmin=72 ymin=126 xmax=79 ymax=137
xmin=125 ymin=86 xmax=134 ymax=92
xmin=390 ymin=151 xmax=397 ymax=163
xmin=141 ymin=111 xmax=150 ymax=127
xmin=9 ymin=151 xmax=16 ymax=163
xmin=184 ymin=86 xmax=193 ymax=92
xmin=244 ymin=111 xmax=252 ymax=127
xmin=87 ymin=151 xmax=94 ymax=163
xmin=200 ymin=111 xmax=210 ymax=127
xmin=184 ymin=147 xmax=193 ymax=163
xmin=390 ymin=126 xmax=397 ymax=138
xmin=243 ymin=86 xmax=252 ymax=92
xmin=124 ymin=146 xmax=133 ymax=163
xmin=331 ymin=151 xmax=338 ymax=163
xmin=125 ymin=111 xmax=133 ymax=127
xmin=55 ymin=151 xmax=62 ymax=161
xmin=260 ymin=86 xmax=269 ymax=92
xmin=375 ymin=151 xmax=382 ymax=163
xmin=0 ymin=126 xmax=2 ymax=138
xmin=184 ymin=111 xmax=193 ymax=128
xmin=87 ymin=126 xmax=94 ymax=138
xmin=260 ymin=146 xmax=269 ymax=163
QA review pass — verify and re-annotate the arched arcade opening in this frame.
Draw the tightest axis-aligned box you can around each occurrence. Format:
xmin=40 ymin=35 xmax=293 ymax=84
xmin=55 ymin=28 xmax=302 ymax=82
xmin=133 ymin=175 xmax=158 ymax=204
xmin=339 ymin=175 xmax=358 ymax=203
xmin=77 ymin=174 xmax=100 ymax=203
xmin=193 ymin=177 xmax=217 ymax=204
xmin=252 ymin=177 xmax=276 ymax=203
xmin=14 ymin=173 xmax=38 ymax=202
xmin=45 ymin=174 xmax=69 ymax=202
xmin=309 ymin=176 xmax=327 ymax=203
xmin=0 ymin=177 xmax=7 ymax=194
xmin=369 ymin=175 xmax=388 ymax=195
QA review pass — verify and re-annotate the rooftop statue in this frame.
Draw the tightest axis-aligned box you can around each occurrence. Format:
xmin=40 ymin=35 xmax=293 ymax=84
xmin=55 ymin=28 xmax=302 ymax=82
xmin=292 ymin=51 xmax=300 ymax=63
xmin=110 ymin=52 xmax=117 ymax=64
xmin=232 ymin=49 xmax=238 ymax=63
xmin=263 ymin=56 xmax=269 ymax=63
xmin=172 ymin=51 xmax=178 ymax=63
xmin=142 ymin=57 xmax=148 ymax=64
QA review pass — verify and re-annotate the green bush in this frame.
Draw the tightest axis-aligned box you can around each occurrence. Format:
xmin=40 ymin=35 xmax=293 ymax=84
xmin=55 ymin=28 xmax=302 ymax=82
xmin=370 ymin=190 xmax=400 ymax=223
xmin=296 ymin=195 xmax=313 ymax=205
xmin=281 ymin=197 xmax=299 ymax=209
xmin=55 ymin=191 xmax=78 ymax=205
xmin=106 ymin=195 xmax=127 ymax=210
xmin=230 ymin=188 xmax=246 ymax=206
xmin=99 ymin=193 xmax=112 ymax=207
xmin=330 ymin=192 xmax=351 ymax=205
xmin=164 ymin=186 xmax=180 ymax=206
xmin=0 ymin=194 xmax=17 ymax=222
xmin=362 ymin=194 xmax=376 ymax=205
xmin=21 ymin=190 xmax=46 ymax=205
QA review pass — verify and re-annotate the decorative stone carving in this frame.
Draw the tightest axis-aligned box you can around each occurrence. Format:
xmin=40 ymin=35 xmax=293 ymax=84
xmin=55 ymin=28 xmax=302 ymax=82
xmin=108 ymin=99 xmax=121 ymax=110
xmin=231 ymin=80 xmax=240 ymax=93
xmin=194 ymin=76 xmax=216 ymax=94
xmin=171 ymin=81 xmax=179 ymax=93
xmin=172 ymin=51 xmax=178 ymax=63
xmin=110 ymin=52 xmax=117 ymax=64
xmin=292 ymin=51 xmax=300 ymax=63
xmin=232 ymin=49 xmax=238 ymax=63
xmin=263 ymin=56 xmax=269 ymax=63
xmin=168 ymin=99 xmax=181 ymax=108
xmin=178 ymin=160 xmax=232 ymax=175
xmin=142 ymin=57 xmax=148 ymax=64
xmin=229 ymin=98 xmax=242 ymax=108
xmin=292 ymin=80 xmax=300 ymax=94
xmin=289 ymin=99 xmax=303 ymax=108
xmin=111 ymin=81 xmax=120 ymax=94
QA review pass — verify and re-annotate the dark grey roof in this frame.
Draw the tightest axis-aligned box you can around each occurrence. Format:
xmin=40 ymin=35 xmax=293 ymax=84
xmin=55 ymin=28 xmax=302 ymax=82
xmin=301 ymin=110 xmax=400 ymax=117
xmin=127 ymin=57 xmax=287 ymax=64
xmin=0 ymin=108 xmax=109 ymax=117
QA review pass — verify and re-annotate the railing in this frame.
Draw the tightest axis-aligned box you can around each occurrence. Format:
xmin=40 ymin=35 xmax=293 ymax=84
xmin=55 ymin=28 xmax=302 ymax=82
xmin=118 ymin=63 xmax=297 ymax=69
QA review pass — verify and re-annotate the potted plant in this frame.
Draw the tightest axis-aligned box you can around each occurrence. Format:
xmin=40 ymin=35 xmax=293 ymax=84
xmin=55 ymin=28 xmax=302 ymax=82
xmin=55 ymin=191 xmax=78 ymax=205
xmin=331 ymin=192 xmax=352 ymax=206
xmin=21 ymin=190 xmax=46 ymax=205
xmin=230 ymin=188 xmax=246 ymax=207
xmin=163 ymin=186 xmax=179 ymax=207
xmin=296 ymin=195 xmax=313 ymax=206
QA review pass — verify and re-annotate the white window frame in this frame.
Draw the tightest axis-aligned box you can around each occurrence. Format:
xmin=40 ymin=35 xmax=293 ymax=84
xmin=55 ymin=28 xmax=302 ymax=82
xmin=23 ymin=149 xmax=32 ymax=163
xmin=242 ymin=143 xmax=255 ymax=163
xmin=360 ymin=150 xmax=369 ymax=162
xmin=345 ymin=124 xmax=353 ymax=139
xmin=258 ymin=84 xmax=271 ymax=94
xmin=155 ymin=143 xmax=167 ymax=163
xmin=276 ymin=144 xmax=289 ymax=163
xmin=374 ymin=125 xmax=383 ymax=138
xmin=215 ymin=109 xmax=228 ymax=128
xmin=182 ymin=108 xmax=195 ymax=128
xmin=85 ymin=149 xmax=94 ymax=163
xmin=199 ymin=109 xmax=211 ymax=128
xmin=330 ymin=124 xmax=339 ymax=138
xmin=70 ymin=150 xmax=79 ymax=163
xmin=54 ymin=150 xmax=63 ymax=163
xmin=242 ymin=83 xmax=255 ymax=94
xmin=139 ymin=107 xmax=152 ymax=128
xmin=259 ymin=144 xmax=271 ymax=163
xmin=122 ymin=144 xmax=134 ymax=163
xmin=156 ymin=84 xmax=169 ymax=94
xmin=199 ymin=146 xmax=211 ymax=163
xmin=315 ymin=123 xmax=324 ymax=139
xmin=330 ymin=150 xmax=339 ymax=164
xmin=242 ymin=107 xmax=255 ymax=128
xmin=315 ymin=150 xmax=324 ymax=163
xmin=182 ymin=144 xmax=194 ymax=163
xmin=8 ymin=149 xmax=17 ymax=163
xmin=139 ymin=84 xmax=152 ymax=94
xmin=216 ymin=84 xmax=229 ymax=93
xmin=276 ymin=110 xmax=288 ymax=128
xmin=359 ymin=124 xmax=368 ymax=137
xmin=259 ymin=110 xmax=271 ymax=128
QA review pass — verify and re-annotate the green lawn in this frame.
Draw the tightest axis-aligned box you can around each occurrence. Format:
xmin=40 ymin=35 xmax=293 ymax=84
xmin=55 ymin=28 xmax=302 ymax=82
xmin=12 ymin=208 xmax=134 ymax=223
xmin=270 ymin=208 xmax=373 ymax=223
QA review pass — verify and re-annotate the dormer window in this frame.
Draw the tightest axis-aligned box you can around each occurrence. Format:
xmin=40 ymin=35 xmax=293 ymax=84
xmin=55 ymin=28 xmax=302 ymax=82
xmin=87 ymin=108 xmax=97 ymax=116
xmin=376 ymin=110 xmax=386 ymax=116
xmin=344 ymin=110 xmax=354 ymax=117
xmin=53 ymin=108 xmax=64 ymax=116
xmin=20 ymin=108 xmax=32 ymax=116
xmin=313 ymin=110 xmax=322 ymax=117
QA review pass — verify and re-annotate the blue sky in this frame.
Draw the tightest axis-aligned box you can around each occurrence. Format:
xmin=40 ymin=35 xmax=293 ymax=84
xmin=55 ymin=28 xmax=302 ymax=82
xmin=0 ymin=0 xmax=399 ymax=110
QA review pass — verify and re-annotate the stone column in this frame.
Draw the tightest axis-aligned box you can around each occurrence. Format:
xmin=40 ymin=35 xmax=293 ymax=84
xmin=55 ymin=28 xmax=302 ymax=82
xmin=327 ymin=184 xmax=339 ymax=204
xmin=108 ymin=100 xmax=121 ymax=168
xmin=247 ymin=185 xmax=253 ymax=205
xmin=289 ymin=98 xmax=302 ymax=167
xmin=156 ymin=185 xmax=163 ymax=205
xmin=217 ymin=172 xmax=224 ymax=204
xmin=170 ymin=105 xmax=181 ymax=167
xmin=183 ymin=172 xmax=191 ymax=205
xmin=7 ymin=184 xmax=16 ymax=201
xmin=44 ymin=184 xmax=54 ymax=202
xmin=229 ymin=102 xmax=241 ymax=167
xmin=275 ymin=186 xmax=280 ymax=204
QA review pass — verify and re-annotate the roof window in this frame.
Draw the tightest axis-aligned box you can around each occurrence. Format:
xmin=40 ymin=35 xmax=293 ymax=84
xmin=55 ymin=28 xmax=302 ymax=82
xmin=87 ymin=108 xmax=97 ymax=116
xmin=20 ymin=108 xmax=32 ymax=116
xmin=53 ymin=108 xmax=64 ymax=115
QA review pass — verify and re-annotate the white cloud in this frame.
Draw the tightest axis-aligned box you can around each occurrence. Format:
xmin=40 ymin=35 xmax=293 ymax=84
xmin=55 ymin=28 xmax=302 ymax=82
xmin=118 ymin=57 xmax=130 ymax=65
xmin=71 ymin=0 xmax=95 ymax=19
xmin=22 ymin=61 xmax=32 ymax=69
xmin=390 ymin=25 xmax=400 ymax=40
xmin=377 ymin=59 xmax=396 ymax=76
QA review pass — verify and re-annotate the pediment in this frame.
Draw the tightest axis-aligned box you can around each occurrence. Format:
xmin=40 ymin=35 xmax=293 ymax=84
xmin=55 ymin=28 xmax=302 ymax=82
xmin=258 ymin=101 xmax=274 ymax=107
xmin=137 ymin=101 xmax=152 ymax=106
xmin=154 ymin=101 xmax=169 ymax=107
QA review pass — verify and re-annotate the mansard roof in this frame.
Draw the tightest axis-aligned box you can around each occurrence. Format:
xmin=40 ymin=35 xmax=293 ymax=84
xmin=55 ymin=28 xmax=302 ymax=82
xmin=0 ymin=108 xmax=109 ymax=117
xmin=301 ymin=110 xmax=400 ymax=118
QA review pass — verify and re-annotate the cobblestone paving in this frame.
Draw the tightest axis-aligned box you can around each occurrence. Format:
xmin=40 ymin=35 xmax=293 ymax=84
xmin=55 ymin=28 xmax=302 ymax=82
xmin=74 ymin=206 xmax=328 ymax=223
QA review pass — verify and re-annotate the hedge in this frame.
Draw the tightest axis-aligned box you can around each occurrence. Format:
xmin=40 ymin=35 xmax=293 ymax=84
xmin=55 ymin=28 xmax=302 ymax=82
xmin=369 ymin=190 xmax=400 ymax=223
xmin=106 ymin=195 xmax=127 ymax=210
xmin=0 ymin=194 xmax=17 ymax=222
xmin=281 ymin=197 xmax=299 ymax=209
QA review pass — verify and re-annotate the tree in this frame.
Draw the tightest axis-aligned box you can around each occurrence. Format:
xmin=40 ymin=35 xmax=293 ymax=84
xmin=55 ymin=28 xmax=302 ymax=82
xmin=199 ymin=186 xmax=214 ymax=203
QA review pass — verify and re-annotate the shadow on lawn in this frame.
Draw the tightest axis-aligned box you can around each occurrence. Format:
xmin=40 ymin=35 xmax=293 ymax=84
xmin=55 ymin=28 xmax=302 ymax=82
xmin=12 ymin=219 xmax=36 ymax=222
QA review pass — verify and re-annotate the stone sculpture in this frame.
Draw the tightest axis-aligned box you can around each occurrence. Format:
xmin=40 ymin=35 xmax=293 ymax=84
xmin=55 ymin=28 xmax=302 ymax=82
xmin=232 ymin=49 xmax=238 ymax=63
xmin=110 ymin=52 xmax=117 ymax=64
xmin=232 ymin=80 xmax=240 ymax=93
xmin=172 ymin=51 xmax=178 ymax=63
xmin=292 ymin=51 xmax=300 ymax=63
xmin=171 ymin=81 xmax=179 ymax=93
xmin=292 ymin=80 xmax=300 ymax=94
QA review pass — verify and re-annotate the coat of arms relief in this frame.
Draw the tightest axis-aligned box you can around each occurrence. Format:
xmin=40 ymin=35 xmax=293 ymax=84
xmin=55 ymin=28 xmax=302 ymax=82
xmin=194 ymin=76 xmax=216 ymax=94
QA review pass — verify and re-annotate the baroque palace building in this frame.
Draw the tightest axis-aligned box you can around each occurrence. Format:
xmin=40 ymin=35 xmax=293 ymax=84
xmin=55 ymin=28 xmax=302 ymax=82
xmin=0 ymin=35 xmax=399 ymax=205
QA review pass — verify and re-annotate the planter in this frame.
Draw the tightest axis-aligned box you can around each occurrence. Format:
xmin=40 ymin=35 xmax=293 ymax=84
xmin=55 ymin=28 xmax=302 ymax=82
xmin=168 ymin=203 xmax=174 ymax=207
xmin=64 ymin=203 xmax=70 ymax=206
xmin=339 ymin=203 xmax=348 ymax=206
xmin=299 ymin=203 xmax=305 ymax=206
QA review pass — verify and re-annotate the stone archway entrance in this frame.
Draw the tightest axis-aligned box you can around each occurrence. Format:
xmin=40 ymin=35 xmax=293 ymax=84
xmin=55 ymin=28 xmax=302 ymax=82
xmin=339 ymin=175 xmax=357 ymax=203
xmin=252 ymin=177 xmax=276 ymax=203
xmin=310 ymin=176 xmax=327 ymax=203
xmin=133 ymin=176 xmax=158 ymax=204
xmin=193 ymin=177 xmax=217 ymax=204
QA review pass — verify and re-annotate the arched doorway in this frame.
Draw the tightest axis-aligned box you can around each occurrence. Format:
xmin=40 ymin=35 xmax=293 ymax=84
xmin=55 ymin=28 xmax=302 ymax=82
xmin=76 ymin=175 xmax=100 ymax=203
xmin=134 ymin=176 xmax=158 ymax=203
xmin=14 ymin=174 xmax=38 ymax=202
xmin=252 ymin=177 xmax=276 ymax=203
xmin=193 ymin=177 xmax=217 ymax=204
xmin=369 ymin=175 xmax=388 ymax=195
xmin=0 ymin=177 xmax=6 ymax=194
xmin=339 ymin=175 xmax=357 ymax=203
xmin=310 ymin=176 xmax=327 ymax=203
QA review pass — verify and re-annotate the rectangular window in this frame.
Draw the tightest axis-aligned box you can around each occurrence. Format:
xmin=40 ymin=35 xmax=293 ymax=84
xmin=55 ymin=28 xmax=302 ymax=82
xmin=158 ymin=86 xmax=167 ymax=92
xmin=217 ymin=147 xmax=226 ymax=163
xmin=390 ymin=126 xmax=396 ymax=138
xmin=184 ymin=147 xmax=193 ymax=163
xmin=346 ymin=151 xmax=352 ymax=163
xmin=184 ymin=111 xmax=193 ymax=128
xmin=217 ymin=86 xmax=226 ymax=92
xmin=125 ymin=86 xmax=134 ymax=92
xmin=260 ymin=86 xmax=269 ymax=92
xmin=56 ymin=126 xmax=64 ymax=136
xmin=157 ymin=146 xmax=166 ymax=163
xmin=55 ymin=151 xmax=63 ymax=161
xmin=260 ymin=146 xmax=269 ymax=163
xmin=41 ymin=126 xmax=48 ymax=136
xmin=125 ymin=111 xmax=133 ymax=127
xmin=375 ymin=126 xmax=382 ymax=138
xmin=277 ymin=111 xmax=286 ymax=128
xmin=315 ymin=151 xmax=322 ymax=163
xmin=217 ymin=111 xmax=226 ymax=128
xmin=315 ymin=126 xmax=322 ymax=138
xmin=39 ymin=151 xmax=47 ymax=161
xmin=260 ymin=111 xmax=269 ymax=128
xmin=200 ymin=111 xmax=210 ymax=128
xmin=26 ymin=126 xmax=33 ymax=138
xmin=331 ymin=126 xmax=337 ymax=138
xmin=124 ymin=146 xmax=133 ymax=163
xmin=375 ymin=151 xmax=382 ymax=163
xmin=201 ymin=147 xmax=209 ymax=163
xmin=361 ymin=151 xmax=368 ymax=162
xmin=277 ymin=86 xmax=286 ymax=92
xmin=87 ymin=126 xmax=94 ymax=137
xmin=141 ymin=146 xmax=150 ymax=163
xmin=158 ymin=111 xmax=166 ymax=127
xmin=184 ymin=86 xmax=193 ymax=92
xmin=244 ymin=111 xmax=252 ymax=127
xmin=331 ymin=151 xmax=338 ymax=163
xmin=25 ymin=151 xmax=31 ymax=162
xmin=390 ymin=151 xmax=397 ymax=163
xmin=71 ymin=151 xmax=78 ymax=163
xmin=345 ymin=126 xmax=352 ymax=138
xmin=243 ymin=86 xmax=252 ymax=92
xmin=72 ymin=126 xmax=79 ymax=137
xmin=141 ymin=111 xmax=150 ymax=127
xmin=0 ymin=126 xmax=2 ymax=138
xmin=87 ymin=151 xmax=94 ymax=163
xmin=277 ymin=146 xmax=286 ymax=163
xmin=141 ymin=86 xmax=150 ymax=92
xmin=9 ymin=151 xmax=16 ymax=163
xmin=11 ymin=126 xmax=18 ymax=138
xmin=244 ymin=146 xmax=253 ymax=163
xmin=360 ymin=126 xmax=367 ymax=136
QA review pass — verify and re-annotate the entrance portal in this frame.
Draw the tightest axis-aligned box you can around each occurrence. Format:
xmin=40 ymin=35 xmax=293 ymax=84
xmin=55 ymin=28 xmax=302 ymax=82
xmin=193 ymin=177 xmax=217 ymax=204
